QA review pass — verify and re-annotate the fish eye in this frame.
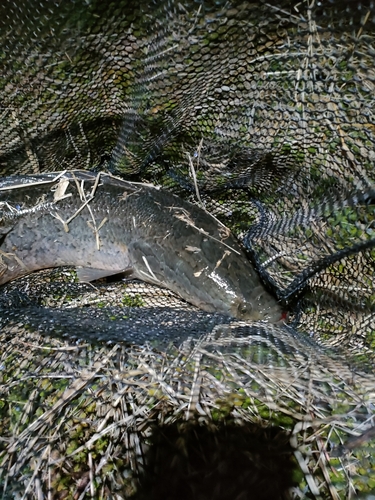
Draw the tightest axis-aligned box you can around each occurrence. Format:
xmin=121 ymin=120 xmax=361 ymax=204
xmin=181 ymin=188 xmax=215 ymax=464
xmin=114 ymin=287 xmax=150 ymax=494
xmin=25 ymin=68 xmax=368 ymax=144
xmin=237 ymin=302 xmax=251 ymax=317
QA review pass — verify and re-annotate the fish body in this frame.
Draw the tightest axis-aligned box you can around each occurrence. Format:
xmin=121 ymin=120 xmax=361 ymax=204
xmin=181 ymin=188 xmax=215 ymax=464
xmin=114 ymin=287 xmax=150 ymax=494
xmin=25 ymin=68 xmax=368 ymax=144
xmin=0 ymin=170 xmax=281 ymax=322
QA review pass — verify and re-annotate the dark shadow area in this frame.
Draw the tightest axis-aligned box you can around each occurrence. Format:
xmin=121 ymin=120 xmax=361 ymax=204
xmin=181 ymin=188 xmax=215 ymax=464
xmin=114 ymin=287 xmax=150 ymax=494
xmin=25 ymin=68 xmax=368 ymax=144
xmin=134 ymin=419 xmax=297 ymax=500
xmin=2 ymin=304 xmax=232 ymax=346
xmin=0 ymin=270 xmax=232 ymax=346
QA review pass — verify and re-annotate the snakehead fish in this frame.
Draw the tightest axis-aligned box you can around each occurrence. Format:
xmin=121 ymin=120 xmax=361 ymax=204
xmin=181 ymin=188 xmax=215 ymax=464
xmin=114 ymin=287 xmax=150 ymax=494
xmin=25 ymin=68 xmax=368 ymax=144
xmin=0 ymin=170 xmax=282 ymax=322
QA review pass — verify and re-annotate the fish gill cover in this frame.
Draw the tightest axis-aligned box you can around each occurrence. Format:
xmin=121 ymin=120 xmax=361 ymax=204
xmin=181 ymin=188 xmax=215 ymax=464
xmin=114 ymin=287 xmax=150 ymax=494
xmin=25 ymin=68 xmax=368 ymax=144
xmin=0 ymin=0 xmax=374 ymax=498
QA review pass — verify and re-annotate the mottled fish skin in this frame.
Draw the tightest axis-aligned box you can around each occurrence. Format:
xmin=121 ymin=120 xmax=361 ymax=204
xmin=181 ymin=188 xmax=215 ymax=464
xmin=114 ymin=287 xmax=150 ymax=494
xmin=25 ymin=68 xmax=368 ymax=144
xmin=0 ymin=171 xmax=282 ymax=322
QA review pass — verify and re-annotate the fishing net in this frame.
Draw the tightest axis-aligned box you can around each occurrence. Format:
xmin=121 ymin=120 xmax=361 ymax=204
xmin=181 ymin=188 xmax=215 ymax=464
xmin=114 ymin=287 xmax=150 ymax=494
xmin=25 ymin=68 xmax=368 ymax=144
xmin=0 ymin=0 xmax=374 ymax=498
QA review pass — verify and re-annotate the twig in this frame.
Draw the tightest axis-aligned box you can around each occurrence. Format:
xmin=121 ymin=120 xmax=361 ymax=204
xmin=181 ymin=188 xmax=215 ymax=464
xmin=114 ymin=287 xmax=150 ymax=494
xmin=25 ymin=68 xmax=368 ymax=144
xmin=0 ymin=249 xmax=29 ymax=272
xmin=172 ymin=208 xmax=241 ymax=255
xmin=0 ymin=170 xmax=67 ymax=191
xmin=87 ymin=216 xmax=108 ymax=250
xmin=187 ymin=151 xmax=203 ymax=208
xmin=139 ymin=256 xmax=159 ymax=283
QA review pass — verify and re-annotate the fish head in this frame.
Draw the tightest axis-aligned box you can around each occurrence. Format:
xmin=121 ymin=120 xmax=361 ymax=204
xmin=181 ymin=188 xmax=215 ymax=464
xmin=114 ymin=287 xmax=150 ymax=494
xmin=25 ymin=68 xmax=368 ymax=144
xmin=194 ymin=262 xmax=283 ymax=322
xmin=198 ymin=248 xmax=283 ymax=322
xmin=230 ymin=286 xmax=283 ymax=323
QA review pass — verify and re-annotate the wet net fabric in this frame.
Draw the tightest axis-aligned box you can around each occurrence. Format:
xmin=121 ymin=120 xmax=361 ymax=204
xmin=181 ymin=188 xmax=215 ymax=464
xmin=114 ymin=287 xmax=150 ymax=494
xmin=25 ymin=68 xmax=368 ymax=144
xmin=0 ymin=1 xmax=375 ymax=498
